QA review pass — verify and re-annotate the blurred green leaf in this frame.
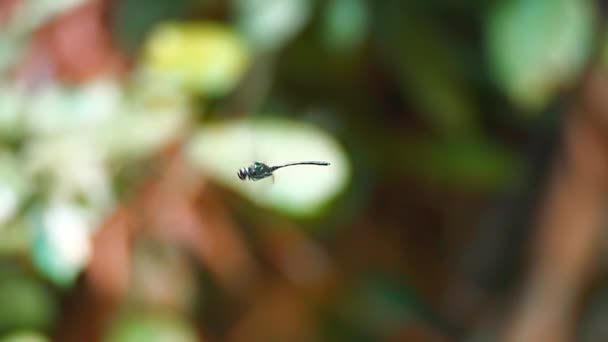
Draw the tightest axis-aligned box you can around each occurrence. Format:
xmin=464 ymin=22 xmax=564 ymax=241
xmin=325 ymin=274 xmax=435 ymax=340
xmin=0 ymin=220 xmax=31 ymax=257
xmin=599 ymin=28 xmax=608 ymax=69
xmin=0 ymin=152 xmax=29 ymax=226
xmin=186 ymin=118 xmax=350 ymax=218
xmin=321 ymin=0 xmax=369 ymax=53
xmin=0 ymin=83 xmax=24 ymax=140
xmin=104 ymin=312 xmax=197 ymax=342
xmin=396 ymin=137 xmax=521 ymax=190
xmin=486 ymin=0 xmax=594 ymax=111
xmin=111 ymin=0 xmax=195 ymax=52
xmin=0 ymin=269 xmax=57 ymax=333
xmin=376 ymin=5 xmax=480 ymax=136
xmin=0 ymin=331 xmax=49 ymax=342
xmin=234 ymin=0 xmax=312 ymax=52
xmin=142 ymin=22 xmax=250 ymax=97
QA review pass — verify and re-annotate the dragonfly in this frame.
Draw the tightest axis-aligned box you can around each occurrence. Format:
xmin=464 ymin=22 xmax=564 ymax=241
xmin=237 ymin=161 xmax=330 ymax=182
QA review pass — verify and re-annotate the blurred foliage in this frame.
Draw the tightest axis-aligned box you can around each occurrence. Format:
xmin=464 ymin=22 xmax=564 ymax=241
xmin=104 ymin=312 xmax=198 ymax=342
xmin=0 ymin=267 xmax=57 ymax=334
xmin=486 ymin=0 xmax=595 ymax=111
xmin=111 ymin=0 xmax=195 ymax=52
xmin=324 ymin=275 xmax=431 ymax=340
xmin=320 ymin=0 xmax=369 ymax=53
xmin=233 ymin=0 xmax=313 ymax=52
xmin=395 ymin=137 xmax=520 ymax=190
xmin=0 ymin=332 xmax=49 ymax=342
xmin=142 ymin=22 xmax=250 ymax=97
xmin=0 ymin=0 xmax=606 ymax=340
xmin=374 ymin=2 xmax=481 ymax=137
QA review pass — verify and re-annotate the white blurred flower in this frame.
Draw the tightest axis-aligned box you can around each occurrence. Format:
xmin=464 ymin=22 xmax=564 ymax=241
xmin=25 ymin=79 xmax=122 ymax=137
xmin=98 ymin=73 xmax=190 ymax=159
xmin=42 ymin=202 xmax=93 ymax=268
xmin=31 ymin=201 xmax=95 ymax=285
xmin=22 ymin=136 xmax=114 ymax=215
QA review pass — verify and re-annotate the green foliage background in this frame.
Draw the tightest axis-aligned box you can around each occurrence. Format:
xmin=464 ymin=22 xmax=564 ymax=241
xmin=0 ymin=0 xmax=605 ymax=340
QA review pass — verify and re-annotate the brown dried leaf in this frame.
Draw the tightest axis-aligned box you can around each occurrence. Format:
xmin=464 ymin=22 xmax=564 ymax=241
xmin=87 ymin=207 xmax=132 ymax=301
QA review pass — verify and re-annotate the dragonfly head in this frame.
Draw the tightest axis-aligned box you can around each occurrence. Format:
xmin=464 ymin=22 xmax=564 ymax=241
xmin=237 ymin=168 xmax=248 ymax=180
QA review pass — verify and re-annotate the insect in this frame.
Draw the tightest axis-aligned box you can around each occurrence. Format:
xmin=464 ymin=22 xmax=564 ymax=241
xmin=237 ymin=161 xmax=330 ymax=181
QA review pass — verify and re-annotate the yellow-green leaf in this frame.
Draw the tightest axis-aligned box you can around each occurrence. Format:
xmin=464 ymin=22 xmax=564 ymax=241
xmin=143 ymin=22 xmax=250 ymax=97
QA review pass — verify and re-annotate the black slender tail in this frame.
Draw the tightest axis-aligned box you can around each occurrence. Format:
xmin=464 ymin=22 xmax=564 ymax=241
xmin=270 ymin=161 xmax=330 ymax=171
